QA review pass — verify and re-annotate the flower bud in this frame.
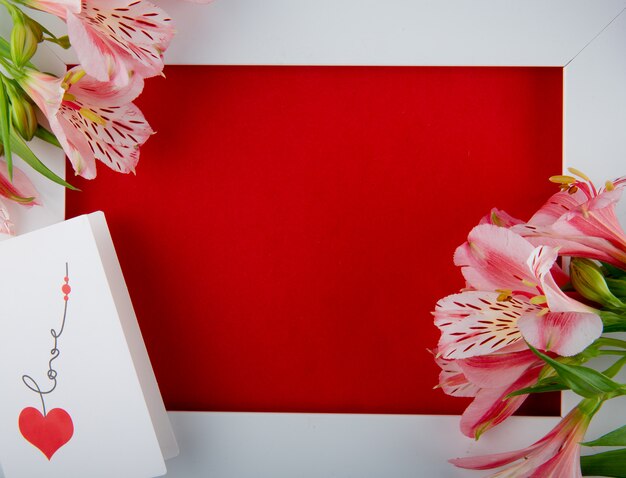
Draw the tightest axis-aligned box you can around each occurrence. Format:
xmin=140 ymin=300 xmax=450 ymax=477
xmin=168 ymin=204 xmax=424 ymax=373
xmin=11 ymin=98 xmax=37 ymax=141
xmin=7 ymin=83 xmax=38 ymax=141
xmin=570 ymin=258 xmax=625 ymax=309
xmin=10 ymin=16 xmax=42 ymax=67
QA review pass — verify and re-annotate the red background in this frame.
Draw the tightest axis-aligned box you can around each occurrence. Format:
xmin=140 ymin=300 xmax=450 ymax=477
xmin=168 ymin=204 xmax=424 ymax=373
xmin=66 ymin=66 xmax=562 ymax=415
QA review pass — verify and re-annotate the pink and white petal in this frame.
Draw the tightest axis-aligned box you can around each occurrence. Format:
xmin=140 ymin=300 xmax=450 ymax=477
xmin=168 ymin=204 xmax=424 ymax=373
xmin=435 ymin=291 xmax=538 ymax=359
xmin=454 ymin=225 xmax=539 ymax=294
xmin=479 ymin=208 xmax=524 ymax=227
xmin=527 ymin=245 xmax=559 ymax=281
xmin=63 ymin=100 xmax=151 ymax=149
xmin=459 ymin=364 xmax=542 ymax=439
xmin=525 ymin=245 xmax=594 ymax=314
xmin=530 ymin=445 xmax=583 ymax=478
xmin=588 ymin=187 xmax=623 ymax=211
xmin=543 ymin=272 xmax=596 ymax=315
xmin=87 ymin=0 xmax=176 ymax=49
xmin=517 ymin=311 xmax=603 ymax=356
xmin=0 ymin=162 xmax=40 ymax=206
xmin=457 ymin=350 xmax=538 ymax=389
xmin=450 ymin=447 xmax=536 ymax=471
xmin=56 ymin=101 xmax=150 ymax=176
xmin=67 ymin=67 xmax=145 ymax=106
xmin=21 ymin=0 xmax=80 ymax=18
xmin=521 ymin=233 xmax=626 ymax=267
xmin=93 ymin=142 xmax=140 ymax=175
xmin=19 ymin=70 xmax=64 ymax=120
xmin=435 ymin=357 xmax=479 ymax=397
xmin=528 ymin=190 xmax=586 ymax=226
xmin=562 ymin=204 xmax=626 ymax=250
xmin=51 ymin=114 xmax=98 ymax=179
xmin=66 ymin=11 xmax=131 ymax=85
xmin=68 ymin=1 xmax=175 ymax=84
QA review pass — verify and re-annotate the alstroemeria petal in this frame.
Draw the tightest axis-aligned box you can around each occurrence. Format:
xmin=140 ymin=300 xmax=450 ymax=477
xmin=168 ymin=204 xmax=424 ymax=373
xmin=517 ymin=311 xmax=603 ymax=357
xmin=435 ymin=291 xmax=537 ymax=359
xmin=454 ymin=224 xmax=539 ymax=294
xmin=520 ymin=232 xmax=626 ymax=268
xmin=479 ymin=208 xmax=525 ymax=227
xmin=20 ymin=0 xmax=80 ymax=19
xmin=68 ymin=70 xmax=145 ymax=106
xmin=67 ymin=0 xmax=175 ymax=85
xmin=19 ymin=69 xmax=64 ymax=120
xmin=0 ymin=162 xmax=39 ymax=206
xmin=49 ymin=68 xmax=153 ymax=179
xmin=459 ymin=364 xmax=542 ymax=439
xmin=435 ymin=356 xmax=479 ymax=398
xmin=525 ymin=244 xmax=594 ymax=314
xmin=527 ymin=190 xmax=585 ymax=226
xmin=458 ymin=349 xmax=538 ymax=389
xmin=451 ymin=440 xmax=546 ymax=472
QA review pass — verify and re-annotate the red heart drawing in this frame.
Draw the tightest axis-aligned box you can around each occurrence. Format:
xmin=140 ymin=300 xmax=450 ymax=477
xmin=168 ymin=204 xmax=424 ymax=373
xmin=18 ymin=407 xmax=74 ymax=460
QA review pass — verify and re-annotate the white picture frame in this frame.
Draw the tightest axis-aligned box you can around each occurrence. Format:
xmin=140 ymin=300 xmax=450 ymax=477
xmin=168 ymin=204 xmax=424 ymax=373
xmin=3 ymin=1 xmax=626 ymax=476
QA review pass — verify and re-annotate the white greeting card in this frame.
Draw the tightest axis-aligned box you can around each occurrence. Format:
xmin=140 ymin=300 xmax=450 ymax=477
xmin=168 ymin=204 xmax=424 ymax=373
xmin=0 ymin=212 xmax=178 ymax=478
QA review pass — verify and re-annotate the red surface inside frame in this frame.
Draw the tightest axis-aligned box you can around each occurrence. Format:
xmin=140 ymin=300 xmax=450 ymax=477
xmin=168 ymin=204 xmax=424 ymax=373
xmin=66 ymin=66 xmax=563 ymax=415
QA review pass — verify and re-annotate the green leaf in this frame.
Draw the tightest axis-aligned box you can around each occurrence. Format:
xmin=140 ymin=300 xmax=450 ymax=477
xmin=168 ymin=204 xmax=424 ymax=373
xmin=584 ymin=425 xmax=626 ymax=447
xmin=507 ymin=378 xmax=567 ymax=397
xmin=0 ymin=78 xmax=12 ymax=178
xmin=33 ymin=125 xmax=61 ymax=148
xmin=581 ymin=448 xmax=626 ymax=477
xmin=10 ymin=131 xmax=78 ymax=190
xmin=529 ymin=345 xmax=624 ymax=399
xmin=603 ymin=356 xmax=626 ymax=379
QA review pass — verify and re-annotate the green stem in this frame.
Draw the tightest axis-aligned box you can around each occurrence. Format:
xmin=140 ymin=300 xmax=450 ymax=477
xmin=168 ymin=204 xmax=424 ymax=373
xmin=596 ymin=337 xmax=626 ymax=349
xmin=596 ymin=350 xmax=626 ymax=357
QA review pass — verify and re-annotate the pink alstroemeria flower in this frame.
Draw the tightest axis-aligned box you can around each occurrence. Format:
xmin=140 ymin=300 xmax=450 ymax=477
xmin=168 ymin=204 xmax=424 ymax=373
xmin=491 ymin=173 xmax=626 ymax=268
xmin=66 ymin=1 xmax=175 ymax=85
xmin=20 ymin=67 xmax=152 ymax=179
xmin=451 ymin=399 xmax=599 ymax=477
xmin=436 ymin=225 xmax=603 ymax=359
xmin=22 ymin=0 xmax=175 ymax=86
xmin=53 ymin=67 xmax=152 ymax=179
xmin=437 ymin=347 xmax=545 ymax=438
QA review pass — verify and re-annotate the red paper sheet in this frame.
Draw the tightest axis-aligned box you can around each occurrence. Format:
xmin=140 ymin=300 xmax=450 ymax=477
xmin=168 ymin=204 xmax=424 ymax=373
xmin=66 ymin=66 xmax=562 ymax=415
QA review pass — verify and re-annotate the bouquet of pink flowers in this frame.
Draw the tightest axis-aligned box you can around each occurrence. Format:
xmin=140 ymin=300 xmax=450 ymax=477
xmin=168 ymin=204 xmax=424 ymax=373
xmin=434 ymin=168 xmax=626 ymax=477
xmin=0 ymin=0 xmax=209 ymax=233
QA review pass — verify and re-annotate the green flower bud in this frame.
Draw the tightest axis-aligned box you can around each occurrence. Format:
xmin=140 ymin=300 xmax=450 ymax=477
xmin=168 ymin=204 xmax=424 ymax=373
xmin=570 ymin=258 xmax=625 ymax=309
xmin=24 ymin=17 xmax=43 ymax=43
xmin=11 ymin=97 xmax=37 ymax=141
xmin=10 ymin=15 xmax=41 ymax=67
xmin=6 ymin=82 xmax=38 ymax=141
